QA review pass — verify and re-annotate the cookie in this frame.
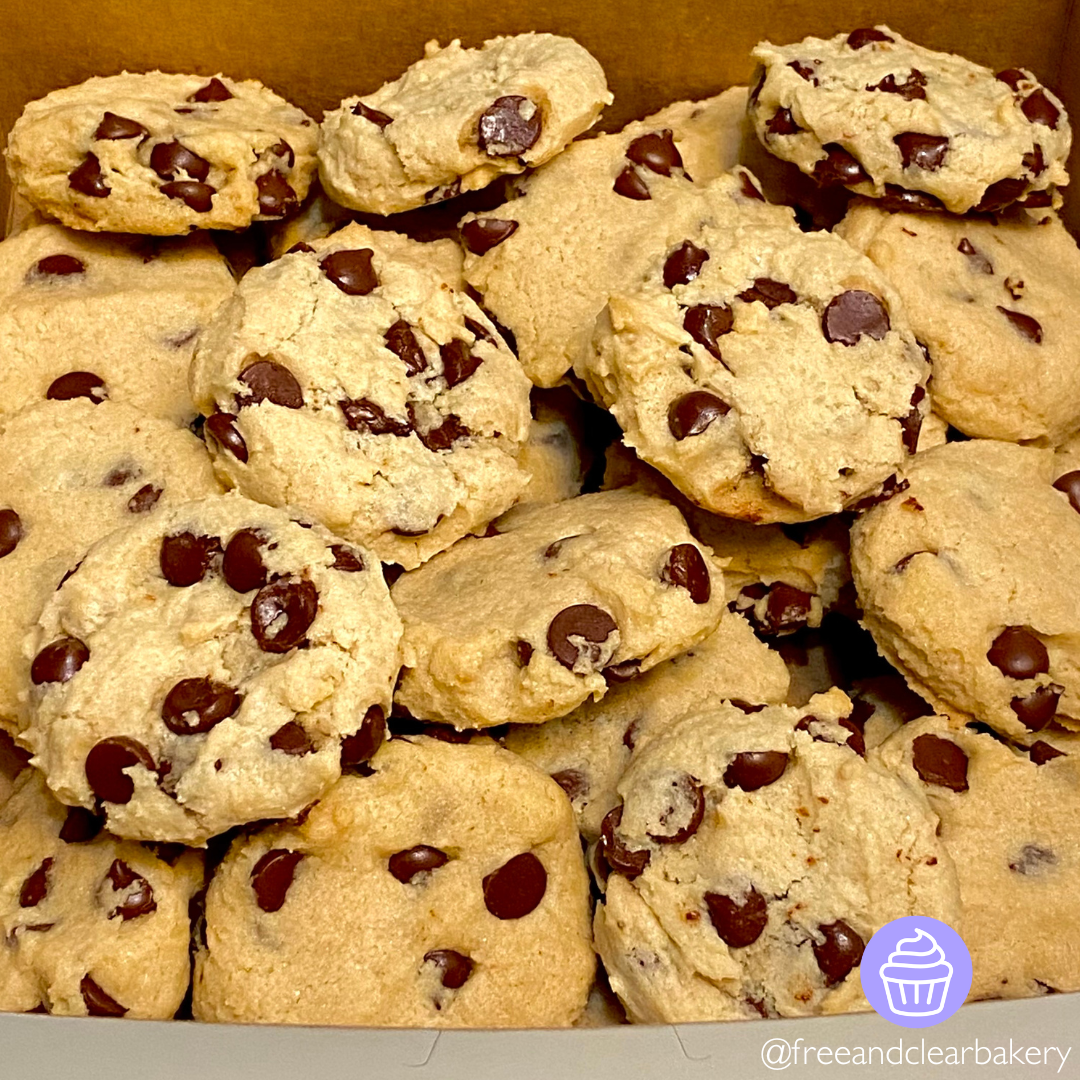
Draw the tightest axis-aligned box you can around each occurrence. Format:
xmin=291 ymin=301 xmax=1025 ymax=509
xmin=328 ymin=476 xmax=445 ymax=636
xmin=0 ymin=769 xmax=201 ymax=1017
xmin=391 ymin=490 xmax=726 ymax=728
xmin=192 ymin=735 xmax=594 ymax=1026
xmin=318 ymin=34 xmax=610 ymax=216
xmin=579 ymin=176 xmax=929 ymax=520
xmin=837 ymin=202 xmax=1080 ymax=444
xmin=190 ymin=223 xmax=532 ymax=570
xmin=874 ymin=716 xmax=1080 ymax=1000
xmin=749 ymin=27 xmax=1070 ymax=214
xmin=6 ymin=72 xmax=318 ymax=235
xmin=0 ymin=399 xmax=222 ymax=735
xmin=592 ymin=690 xmax=959 ymax=1022
xmin=503 ymin=611 xmax=790 ymax=843
xmin=514 ymin=388 xmax=591 ymax=506
xmin=22 ymin=493 xmax=402 ymax=844
xmin=0 ymin=223 xmax=235 ymax=426
xmin=850 ymin=440 xmax=1080 ymax=741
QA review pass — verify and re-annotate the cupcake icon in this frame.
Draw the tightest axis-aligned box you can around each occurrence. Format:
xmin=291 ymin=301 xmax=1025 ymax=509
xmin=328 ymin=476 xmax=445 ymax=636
xmin=878 ymin=928 xmax=954 ymax=1017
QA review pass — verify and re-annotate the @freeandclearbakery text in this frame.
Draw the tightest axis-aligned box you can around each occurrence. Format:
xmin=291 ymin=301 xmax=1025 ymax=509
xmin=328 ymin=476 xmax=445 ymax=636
xmin=760 ymin=1037 xmax=1073 ymax=1072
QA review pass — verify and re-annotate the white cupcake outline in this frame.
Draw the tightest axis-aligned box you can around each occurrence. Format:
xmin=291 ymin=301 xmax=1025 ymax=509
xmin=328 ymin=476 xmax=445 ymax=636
xmin=878 ymin=927 xmax=954 ymax=1017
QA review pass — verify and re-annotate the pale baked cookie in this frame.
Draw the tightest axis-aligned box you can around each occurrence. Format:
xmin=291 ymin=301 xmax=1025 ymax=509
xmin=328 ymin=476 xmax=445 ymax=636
xmin=514 ymin=388 xmax=591 ymax=506
xmin=874 ymin=716 xmax=1080 ymax=1000
xmin=193 ymin=735 xmax=594 ymax=1026
xmin=0 ymin=769 xmax=201 ymax=1017
xmin=318 ymin=34 xmax=610 ymax=216
xmin=579 ymin=179 xmax=929 ymax=520
xmin=749 ymin=27 xmax=1070 ymax=214
xmin=23 ymin=493 xmax=401 ymax=844
xmin=0 ymin=224 xmax=234 ymax=426
xmin=0 ymin=399 xmax=221 ymax=736
xmin=838 ymin=203 xmax=1080 ymax=444
xmin=503 ymin=612 xmax=789 ymax=843
xmin=6 ymin=72 xmax=317 ymax=234
xmin=190 ymin=223 xmax=532 ymax=570
xmin=850 ymin=441 xmax=1080 ymax=741
xmin=392 ymin=490 xmax=726 ymax=728
xmin=593 ymin=690 xmax=959 ymax=1022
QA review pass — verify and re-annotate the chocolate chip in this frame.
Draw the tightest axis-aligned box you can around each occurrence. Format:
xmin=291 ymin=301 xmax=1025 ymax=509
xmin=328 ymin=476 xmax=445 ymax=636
xmin=764 ymin=583 xmax=812 ymax=634
xmin=85 ymin=737 xmax=156 ymax=804
xmin=413 ymin=412 xmax=470 ymax=452
xmin=330 ymin=545 xmax=364 ymax=572
xmin=483 ymin=851 xmax=547 ymax=919
xmin=384 ymin=319 xmax=429 ymax=374
xmin=1011 ymin=684 xmax=1063 ymax=731
xmin=81 ymin=975 xmax=127 ymax=1017
xmin=738 ymin=172 xmax=765 ymax=201
xmin=977 ymin=177 xmax=1028 ymax=213
xmin=266 ymin=140 xmax=294 ymax=167
xmin=19 ymin=858 xmax=53 ymax=908
xmin=161 ymin=677 xmax=241 ymax=735
xmin=460 ymin=218 xmax=518 ymax=256
xmin=551 ymin=768 xmax=588 ymax=799
xmin=852 ymin=473 xmax=910 ymax=511
xmin=788 ymin=60 xmax=820 ymax=83
xmin=894 ymin=133 xmax=949 ymax=171
xmin=1022 ymin=89 xmax=1060 ymax=129
xmin=441 ymin=339 xmax=482 ymax=386
xmin=320 ymin=249 xmax=378 ymax=295
xmin=94 ymin=112 xmax=147 ymax=140
xmin=867 ymin=70 xmax=927 ymax=100
xmin=1009 ymin=843 xmax=1056 ymax=875
xmin=997 ymin=69 xmax=1029 ymax=91
xmin=160 ymin=181 xmax=215 ymax=212
xmin=730 ymin=701 xmax=766 ymax=714
xmin=352 ymin=101 xmax=392 ymax=127
xmin=667 ymin=391 xmax=729 ymax=440
xmin=796 ymin=716 xmax=865 ymax=757
xmin=847 ymin=27 xmax=893 ymax=48
xmin=0 ymin=509 xmax=23 ymax=559
xmin=60 ymin=806 xmax=103 ymax=844
xmin=424 ymin=949 xmax=473 ymax=990
xmin=822 ymin=290 xmax=890 ymax=346
xmin=661 ymin=544 xmax=711 ymax=604
xmin=222 ymin=529 xmax=268 ymax=593
xmin=663 ymin=241 xmax=709 ymax=289
xmin=647 ymin=774 xmax=705 ymax=844
xmin=237 ymin=359 xmax=303 ymax=409
xmin=515 ymin=639 xmax=534 ymax=667
xmin=626 ymin=130 xmax=683 ymax=176
xmin=150 ymin=140 xmax=210 ymax=182
xmin=911 ymin=733 xmax=968 ymax=792
xmin=900 ymin=385 xmax=927 ymax=455
xmin=613 ymin=165 xmax=651 ymax=200
xmin=250 ymin=578 xmax=318 ymax=653
xmin=1053 ymin=471 xmax=1080 ymax=514
xmin=599 ymin=805 xmax=651 ymax=879
xmin=1030 ymin=740 xmax=1066 ymax=765
xmin=738 ymin=278 xmax=796 ymax=309
xmin=31 ymin=636 xmax=90 ymax=685
xmin=813 ymin=144 xmax=869 ymax=186
xmin=256 ymin=171 xmax=297 ymax=218
xmin=389 ymin=845 xmax=449 ymax=883
xmin=189 ymin=78 xmax=232 ymax=102
xmin=68 ymin=153 xmax=109 ymax=197
xmin=251 ymin=849 xmax=304 ymax=912
xmin=878 ymin=185 xmax=946 ymax=213
xmin=813 ymin=920 xmax=865 ymax=985
xmin=160 ymin=532 xmax=220 ymax=587
xmin=723 ymin=751 xmax=789 ymax=791
xmin=766 ymin=107 xmax=802 ymax=136
xmin=270 ymin=721 xmax=315 ymax=756
xmin=1023 ymin=145 xmax=1047 ymax=176
xmin=463 ymin=317 xmax=497 ymax=348
xmin=287 ymin=242 xmax=315 ymax=255
xmin=477 ymin=96 xmax=542 ymax=156
xmin=339 ymin=397 xmax=412 ymax=437
xmin=105 ymin=859 xmax=156 ymax=920
xmin=705 ymin=887 xmax=768 ymax=947
xmin=683 ymin=304 xmax=733 ymax=360
xmin=996 ymin=306 xmax=1042 ymax=344
xmin=33 ymin=253 xmax=86 ymax=277
xmin=340 ymin=704 xmax=386 ymax=774
xmin=205 ymin=412 xmax=248 ymax=462
xmin=958 ymin=238 xmax=994 ymax=274
xmin=424 ymin=179 xmax=461 ymax=204
xmin=988 ymin=626 xmax=1049 ymax=679
xmin=46 ymin=371 xmax=107 ymax=404
xmin=126 ymin=484 xmax=161 ymax=514
xmin=547 ymin=605 xmax=618 ymax=671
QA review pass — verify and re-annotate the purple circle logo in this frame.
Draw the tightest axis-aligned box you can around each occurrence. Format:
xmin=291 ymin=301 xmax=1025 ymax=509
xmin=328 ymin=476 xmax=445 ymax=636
xmin=862 ymin=916 xmax=972 ymax=1028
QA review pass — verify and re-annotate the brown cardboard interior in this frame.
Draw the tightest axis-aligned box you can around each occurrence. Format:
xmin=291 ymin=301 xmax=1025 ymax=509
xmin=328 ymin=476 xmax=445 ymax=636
xmin=1 ymin=0 xmax=1078 ymax=232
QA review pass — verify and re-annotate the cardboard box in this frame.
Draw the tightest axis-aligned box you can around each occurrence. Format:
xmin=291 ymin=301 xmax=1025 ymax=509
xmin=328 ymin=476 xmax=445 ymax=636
xmin=1 ymin=2 xmax=1078 ymax=1076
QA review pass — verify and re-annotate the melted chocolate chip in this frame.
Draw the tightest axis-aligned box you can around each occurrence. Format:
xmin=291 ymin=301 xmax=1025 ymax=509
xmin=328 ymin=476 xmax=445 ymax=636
xmin=424 ymin=949 xmax=473 ymax=990
xmin=822 ymin=290 xmax=890 ymax=346
xmin=684 ymin=304 xmax=733 ymax=360
xmin=661 ymin=544 xmax=711 ymax=603
xmin=911 ymin=733 xmax=968 ymax=792
xmin=160 ymin=532 xmax=220 ymax=587
xmin=663 ymin=241 xmax=709 ymax=289
xmin=977 ymin=177 xmax=1028 ymax=213
xmin=613 ymin=165 xmax=651 ymax=200
xmin=460 ymin=218 xmax=518 ymax=256
xmin=339 ymin=397 xmax=412 ymax=437
xmin=60 ymin=806 xmax=104 ymax=844
xmin=1053 ymin=471 xmax=1080 ymax=514
xmin=1022 ymin=89 xmax=1060 ymax=129
xmin=647 ymin=774 xmax=705 ymax=844
xmin=33 ymin=254 xmax=86 ymax=277
xmin=80 ymin=975 xmax=127 ymax=1017
xmin=996 ymin=306 xmax=1042 ymax=344
xmin=105 ymin=859 xmax=156 ymax=920
xmin=69 ymin=154 xmax=109 ymax=198
xmin=352 ymin=101 xmax=392 ymax=127
xmin=813 ymin=920 xmax=865 ymax=985
xmin=31 ymin=636 xmax=90 ymax=685
xmin=441 ymin=339 xmax=482 ymax=386
xmin=189 ymin=78 xmax=232 ymax=103
xmin=222 ymin=529 xmax=268 ymax=593
xmin=161 ymin=677 xmax=241 ymax=735
xmin=483 ymin=852 xmax=547 ymax=919
xmin=256 ymin=171 xmax=297 ymax=218
xmin=867 ymin=69 xmax=927 ymax=100
xmin=551 ymin=768 xmax=588 ymax=799
xmin=150 ymin=141 xmax=210 ymax=182
xmin=321 ymin=249 xmax=378 ymax=295
xmin=0 ymin=509 xmax=23 ymax=559
xmin=988 ymin=626 xmax=1049 ymax=679
xmin=205 ymin=412 xmax=248 ymax=462
xmin=389 ymin=845 xmax=449 ymax=883
xmin=19 ymin=859 xmax=52 ymax=908
xmin=894 ymin=133 xmax=949 ymax=171
xmin=270 ymin=721 xmax=315 ymax=756
xmin=738 ymin=278 xmax=796 ymax=309
xmin=667 ymin=391 xmax=729 ymax=440
xmin=85 ymin=737 xmax=155 ymax=804
xmin=599 ymin=805 xmax=651 ymax=879
xmin=705 ymin=887 xmax=768 ymax=947
xmin=547 ymin=605 xmax=618 ymax=671
xmin=766 ymin=107 xmax=802 ymax=136
xmin=330 ymin=545 xmax=364 ymax=572
xmin=1011 ymin=684 xmax=1063 ymax=731
xmin=94 ymin=112 xmax=147 ymax=140
xmin=477 ymin=96 xmax=542 ymax=156
xmin=237 ymin=360 xmax=303 ymax=409
xmin=813 ymin=144 xmax=869 ymax=186
xmin=723 ymin=751 xmax=789 ymax=791
xmin=160 ymin=181 xmax=215 ymax=212
xmin=1030 ymin=740 xmax=1066 ymax=765
xmin=626 ymin=130 xmax=684 ymax=176
xmin=251 ymin=849 xmax=304 ymax=912
xmin=250 ymin=578 xmax=318 ymax=653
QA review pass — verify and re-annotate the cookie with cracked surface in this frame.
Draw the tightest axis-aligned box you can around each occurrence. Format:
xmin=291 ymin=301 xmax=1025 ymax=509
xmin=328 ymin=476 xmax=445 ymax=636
xmin=0 ymin=769 xmax=201 ymax=1017
xmin=193 ymin=735 xmax=593 ymax=1026
xmin=0 ymin=399 xmax=221 ymax=736
xmin=190 ymin=223 xmax=531 ymax=570
xmin=392 ymin=490 xmax=726 ymax=728
xmin=874 ymin=715 xmax=1080 ymax=1000
xmin=22 ymin=493 xmax=401 ymax=844
xmin=850 ymin=440 xmax=1080 ymax=741
xmin=5 ymin=72 xmax=317 ymax=235
xmin=593 ymin=689 xmax=959 ymax=1022
xmin=838 ymin=203 xmax=1080 ymax=444
xmin=749 ymin=27 xmax=1070 ymax=214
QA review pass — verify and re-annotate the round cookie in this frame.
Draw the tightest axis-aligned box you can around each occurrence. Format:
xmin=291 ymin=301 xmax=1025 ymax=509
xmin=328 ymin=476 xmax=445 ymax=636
xmin=22 ymin=493 xmax=402 ymax=844
xmin=749 ymin=27 xmax=1070 ymax=214
xmin=874 ymin=716 xmax=1080 ymax=1000
xmin=837 ymin=203 xmax=1080 ymax=444
xmin=593 ymin=690 xmax=960 ymax=1023
xmin=503 ymin=611 xmax=790 ymax=843
xmin=192 ymin=735 xmax=594 ymax=1026
xmin=0 ymin=223 xmax=235 ymax=426
xmin=392 ymin=490 xmax=726 ymax=728
xmin=318 ymin=34 xmax=611 ymax=216
xmin=5 ymin=72 xmax=318 ymax=235
xmin=580 ymin=180 xmax=929 ymax=520
xmin=0 ymin=398 xmax=222 ymax=735
xmin=1 ymin=769 xmax=201 ymax=1017
xmin=850 ymin=440 xmax=1080 ymax=741
xmin=190 ymin=222 xmax=532 ymax=570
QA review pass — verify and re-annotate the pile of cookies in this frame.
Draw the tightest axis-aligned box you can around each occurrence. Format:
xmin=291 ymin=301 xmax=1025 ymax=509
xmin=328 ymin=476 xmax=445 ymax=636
xmin=0 ymin=25 xmax=1077 ymax=1028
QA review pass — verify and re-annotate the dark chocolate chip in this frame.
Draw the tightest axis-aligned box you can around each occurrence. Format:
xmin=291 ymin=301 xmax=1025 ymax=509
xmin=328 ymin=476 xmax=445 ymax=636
xmin=977 ymin=177 xmax=1028 ymax=213
xmin=330 ymin=545 xmax=365 ymax=572
xmin=340 ymin=705 xmax=386 ymax=774
xmin=911 ymin=733 xmax=968 ymax=792
xmin=460 ymin=218 xmax=518 ymax=256
xmin=813 ymin=920 xmax=865 ymax=985
xmin=647 ymin=773 xmax=705 ymax=844
xmin=822 ymin=290 xmax=890 ymax=346
xmin=1011 ymin=684 xmax=1063 ymax=732
xmin=1022 ymin=89 xmax=1060 ymax=129
xmin=613 ymin=165 xmax=651 ymax=200
xmin=85 ymin=737 xmax=156 ymax=804
xmin=997 ymin=69 xmax=1029 ymax=91
xmin=251 ymin=849 xmax=304 ymax=912
xmin=1030 ymin=740 xmax=1066 ymax=765
xmin=389 ymin=845 xmax=449 ymax=883
xmin=94 ymin=112 xmax=147 ymax=140
xmin=19 ymin=858 xmax=53 ymax=908
xmin=867 ymin=69 xmax=927 ymax=100
xmin=551 ymin=768 xmax=588 ymax=799
xmin=105 ymin=859 xmax=156 ymax=920
xmin=424 ymin=949 xmax=473 ymax=990
xmin=33 ymin=254 xmax=86 ymax=277
xmin=266 ymin=140 xmax=294 ymax=167
xmin=477 ymin=96 xmax=542 ymax=156
xmin=604 ymin=658 xmax=641 ymax=684
xmin=705 ymin=887 xmax=768 ymax=947
xmin=877 ymin=185 xmax=946 ymax=213
xmin=667 ymin=391 xmax=729 ymax=440
xmin=160 ymin=181 xmax=215 ymax=212
xmin=626 ymin=130 xmax=684 ymax=176
xmin=987 ymin=626 xmax=1049 ymax=679
xmin=189 ymin=78 xmax=232 ymax=103
xmin=81 ymin=975 xmax=127 ymax=1017
xmin=441 ymin=339 xmax=482 ymax=386
xmin=339 ymin=397 xmax=412 ymax=437
xmin=766 ymin=107 xmax=802 ymax=136
xmin=764 ymin=583 xmax=813 ymax=634
xmin=1023 ymin=145 xmax=1047 ymax=176
xmin=424 ymin=178 xmax=462 ymax=204
xmin=68 ymin=154 xmax=109 ymax=198
xmin=150 ymin=140 xmax=210 ymax=182
xmin=684 ymin=303 xmax=733 ymax=360
xmin=547 ymin=604 xmax=618 ymax=671
xmin=788 ymin=60 xmax=820 ymax=84
xmin=256 ymin=171 xmax=297 ymax=218
xmin=160 ymin=532 xmax=221 ymax=588
xmin=287 ymin=242 xmax=315 ymax=255
xmin=413 ymin=412 xmax=470 ymax=452
xmin=851 ymin=473 xmax=909 ymax=511
xmin=738 ymin=278 xmax=796 ymax=309
xmin=847 ymin=27 xmax=894 ymax=48
xmin=46 ymin=371 xmax=107 ymax=403
xmin=813 ymin=144 xmax=869 ymax=186
xmin=739 ymin=172 xmax=765 ymax=201
xmin=320 ymin=249 xmax=378 ymax=295
xmin=894 ymin=133 xmax=949 ymax=171
xmin=352 ymin=101 xmax=392 ymax=127
xmin=237 ymin=359 xmax=303 ymax=409
xmin=900 ymin=384 xmax=927 ymax=455
xmin=222 ymin=528 xmax=268 ymax=593
xmin=0 ymin=509 xmax=23 ymax=559
xmin=661 ymin=544 xmax=711 ymax=604
xmin=958 ymin=238 xmax=993 ymax=274
xmin=250 ymin=578 xmax=318 ymax=653
xmin=483 ymin=851 xmax=547 ymax=919
xmin=31 ymin=636 xmax=90 ymax=685
xmin=723 ymin=751 xmax=789 ymax=791
xmin=205 ymin=412 xmax=248 ymax=462
xmin=996 ymin=306 xmax=1042 ymax=344
xmin=463 ymin=316 xmax=496 ymax=347
xmin=127 ymin=485 xmax=162 ymax=514
xmin=60 ymin=806 xmax=103 ymax=844
xmin=1053 ymin=471 xmax=1080 ymax=514
xmin=270 ymin=721 xmax=315 ymax=756
xmin=599 ymin=805 xmax=651 ymax=879
xmin=161 ymin=677 xmax=241 ymax=735
xmin=384 ymin=321 xmax=427 ymax=376
xmin=515 ymin=639 xmax=534 ymax=667
xmin=663 ymin=241 xmax=709 ymax=289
